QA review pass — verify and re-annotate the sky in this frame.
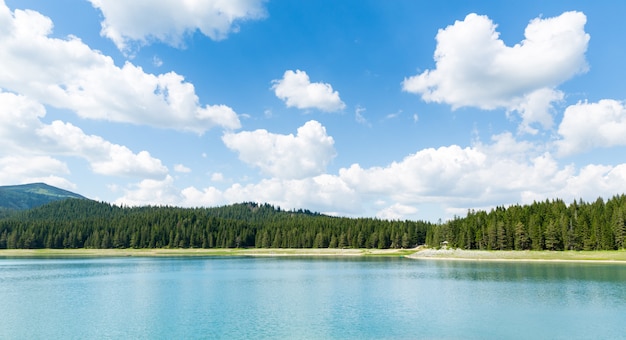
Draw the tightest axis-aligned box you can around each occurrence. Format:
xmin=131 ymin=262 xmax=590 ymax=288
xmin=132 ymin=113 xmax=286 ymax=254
xmin=1 ymin=0 xmax=626 ymax=222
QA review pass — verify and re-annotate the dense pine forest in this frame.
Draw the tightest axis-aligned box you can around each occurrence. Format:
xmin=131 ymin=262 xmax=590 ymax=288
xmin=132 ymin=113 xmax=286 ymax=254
xmin=0 ymin=199 xmax=429 ymax=249
xmin=428 ymin=195 xmax=626 ymax=251
xmin=1 ymin=195 xmax=626 ymax=250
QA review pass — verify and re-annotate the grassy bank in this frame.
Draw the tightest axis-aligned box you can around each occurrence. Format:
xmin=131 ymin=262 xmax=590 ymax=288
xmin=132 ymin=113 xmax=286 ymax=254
xmin=0 ymin=248 xmax=415 ymax=258
xmin=2 ymin=248 xmax=626 ymax=262
xmin=409 ymin=248 xmax=626 ymax=263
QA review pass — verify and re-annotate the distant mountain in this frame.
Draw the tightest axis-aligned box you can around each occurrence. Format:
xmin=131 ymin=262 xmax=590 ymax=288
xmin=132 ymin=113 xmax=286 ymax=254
xmin=0 ymin=183 xmax=86 ymax=212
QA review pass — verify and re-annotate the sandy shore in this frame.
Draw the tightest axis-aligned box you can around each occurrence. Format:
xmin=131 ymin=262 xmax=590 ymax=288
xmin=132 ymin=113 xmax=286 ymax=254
xmin=0 ymin=248 xmax=416 ymax=258
xmin=2 ymin=247 xmax=626 ymax=262
xmin=408 ymin=248 xmax=626 ymax=263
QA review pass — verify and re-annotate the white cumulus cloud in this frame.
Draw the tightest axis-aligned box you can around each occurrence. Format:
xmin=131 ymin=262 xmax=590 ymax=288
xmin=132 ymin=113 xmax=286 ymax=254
xmin=223 ymin=175 xmax=359 ymax=214
xmin=0 ymin=91 xmax=168 ymax=180
xmin=114 ymin=174 xmax=360 ymax=215
xmin=0 ymin=155 xmax=73 ymax=190
xmin=272 ymin=70 xmax=346 ymax=112
xmin=403 ymin=11 xmax=589 ymax=133
xmin=211 ymin=172 xmax=225 ymax=182
xmin=222 ymin=120 xmax=336 ymax=179
xmin=37 ymin=121 xmax=168 ymax=178
xmin=113 ymin=130 xmax=626 ymax=221
xmin=0 ymin=90 xmax=46 ymax=151
xmin=88 ymin=0 xmax=267 ymax=52
xmin=556 ymin=99 xmax=626 ymax=156
xmin=339 ymin=145 xmax=488 ymax=199
xmin=114 ymin=175 xmax=182 ymax=206
xmin=376 ymin=203 xmax=419 ymax=221
xmin=336 ymin=133 xmax=576 ymax=218
xmin=174 ymin=164 xmax=192 ymax=173
xmin=182 ymin=186 xmax=227 ymax=207
xmin=0 ymin=2 xmax=240 ymax=134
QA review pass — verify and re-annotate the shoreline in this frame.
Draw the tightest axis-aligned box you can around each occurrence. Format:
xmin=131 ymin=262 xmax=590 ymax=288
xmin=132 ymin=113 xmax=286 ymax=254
xmin=408 ymin=248 xmax=626 ymax=263
xmin=0 ymin=248 xmax=416 ymax=258
xmin=1 ymin=247 xmax=626 ymax=263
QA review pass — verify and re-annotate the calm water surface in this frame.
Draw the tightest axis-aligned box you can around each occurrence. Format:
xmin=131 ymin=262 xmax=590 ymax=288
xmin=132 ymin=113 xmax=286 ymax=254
xmin=1 ymin=256 xmax=625 ymax=339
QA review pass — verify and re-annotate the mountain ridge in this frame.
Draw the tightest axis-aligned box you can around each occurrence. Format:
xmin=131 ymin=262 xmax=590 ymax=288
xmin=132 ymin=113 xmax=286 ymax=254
xmin=0 ymin=183 xmax=86 ymax=212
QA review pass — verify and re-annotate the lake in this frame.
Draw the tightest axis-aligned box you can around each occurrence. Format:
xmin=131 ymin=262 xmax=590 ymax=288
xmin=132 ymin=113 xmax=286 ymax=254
xmin=1 ymin=256 xmax=625 ymax=339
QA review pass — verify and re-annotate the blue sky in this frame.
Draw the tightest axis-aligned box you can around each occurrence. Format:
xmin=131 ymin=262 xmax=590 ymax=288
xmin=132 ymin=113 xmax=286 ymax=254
xmin=1 ymin=0 xmax=626 ymax=221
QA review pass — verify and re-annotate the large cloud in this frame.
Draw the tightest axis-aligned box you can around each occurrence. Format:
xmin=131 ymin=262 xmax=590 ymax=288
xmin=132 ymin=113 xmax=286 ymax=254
xmin=115 ymin=129 xmax=626 ymax=221
xmin=0 ymin=1 xmax=240 ymax=134
xmin=557 ymin=100 xmax=626 ymax=156
xmin=0 ymin=90 xmax=45 ymax=151
xmin=336 ymin=137 xmax=556 ymax=210
xmin=339 ymin=145 xmax=486 ymax=199
xmin=548 ymin=164 xmax=626 ymax=202
xmin=114 ymin=175 xmax=183 ymax=206
xmin=222 ymin=120 xmax=336 ymax=179
xmin=37 ymin=121 xmax=168 ymax=178
xmin=0 ymin=155 xmax=74 ymax=190
xmin=223 ymin=175 xmax=358 ymax=215
xmin=403 ymin=11 xmax=589 ymax=133
xmin=0 ymin=91 xmax=167 ymax=180
xmin=0 ymin=92 xmax=73 ymax=189
xmin=115 ymin=175 xmax=360 ymax=217
xmin=272 ymin=70 xmax=346 ymax=112
xmin=336 ymin=133 xmax=623 ymax=218
xmin=89 ymin=0 xmax=267 ymax=52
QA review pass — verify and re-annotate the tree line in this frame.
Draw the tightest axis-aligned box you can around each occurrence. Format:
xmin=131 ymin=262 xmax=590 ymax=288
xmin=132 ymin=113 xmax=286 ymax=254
xmin=0 ymin=199 xmax=429 ymax=249
xmin=427 ymin=195 xmax=626 ymax=250
xmin=2 ymin=195 xmax=626 ymax=250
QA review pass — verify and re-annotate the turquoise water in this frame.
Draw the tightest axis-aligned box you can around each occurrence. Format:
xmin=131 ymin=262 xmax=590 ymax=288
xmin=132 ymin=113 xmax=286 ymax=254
xmin=1 ymin=257 xmax=625 ymax=339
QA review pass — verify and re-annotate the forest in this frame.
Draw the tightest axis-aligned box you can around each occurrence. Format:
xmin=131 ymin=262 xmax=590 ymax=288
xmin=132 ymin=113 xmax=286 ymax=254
xmin=0 ymin=199 xmax=430 ymax=249
xmin=1 ymin=195 xmax=626 ymax=250
xmin=428 ymin=195 xmax=626 ymax=251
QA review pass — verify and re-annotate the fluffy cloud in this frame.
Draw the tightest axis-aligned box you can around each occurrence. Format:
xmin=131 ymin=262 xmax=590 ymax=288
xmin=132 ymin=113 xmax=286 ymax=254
xmin=89 ymin=0 xmax=266 ymax=52
xmin=376 ymin=203 xmax=419 ymax=221
xmin=174 ymin=164 xmax=192 ymax=173
xmin=0 ymin=91 xmax=168 ymax=179
xmin=339 ymin=145 xmax=487 ymax=198
xmin=512 ymin=88 xmax=564 ymax=134
xmin=115 ymin=131 xmax=626 ymax=221
xmin=556 ymin=100 xmax=626 ymax=156
xmin=403 ymin=11 xmax=589 ymax=133
xmin=0 ymin=2 xmax=240 ymax=133
xmin=558 ymin=164 xmax=626 ymax=200
xmin=520 ymin=164 xmax=626 ymax=204
xmin=359 ymin=141 xmax=618 ymax=219
xmin=114 ymin=175 xmax=183 ymax=206
xmin=37 ymin=121 xmax=168 ymax=178
xmin=272 ymin=70 xmax=346 ymax=112
xmin=335 ymin=134 xmax=624 ymax=218
xmin=181 ymin=186 xmax=224 ymax=206
xmin=223 ymin=175 xmax=359 ymax=214
xmin=222 ymin=120 xmax=336 ymax=179
xmin=211 ymin=172 xmax=225 ymax=182
xmin=115 ymin=174 xmax=359 ymax=215
xmin=0 ymin=93 xmax=75 ymax=189
xmin=0 ymin=91 xmax=51 ymax=151
xmin=355 ymin=106 xmax=371 ymax=127
xmin=0 ymin=155 xmax=74 ymax=190
xmin=0 ymin=90 xmax=46 ymax=151
xmin=113 ymin=132 xmax=546 ymax=217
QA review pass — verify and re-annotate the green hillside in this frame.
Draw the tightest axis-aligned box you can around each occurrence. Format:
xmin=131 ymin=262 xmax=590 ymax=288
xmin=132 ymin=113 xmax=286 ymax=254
xmin=0 ymin=183 xmax=86 ymax=213
xmin=1 ymin=183 xmax=625 ymax=252
xmin=0 ymin=199 xmax=430 ymax=249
